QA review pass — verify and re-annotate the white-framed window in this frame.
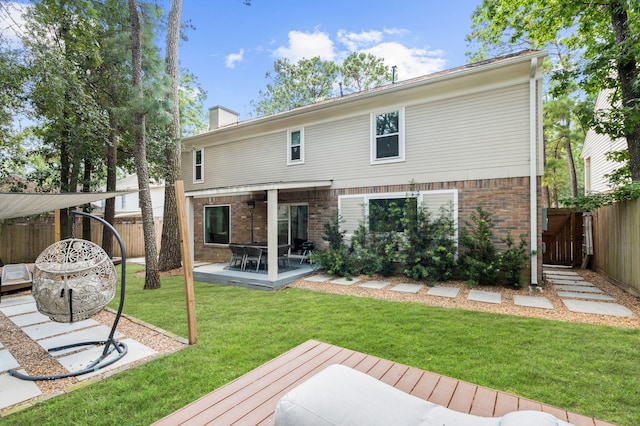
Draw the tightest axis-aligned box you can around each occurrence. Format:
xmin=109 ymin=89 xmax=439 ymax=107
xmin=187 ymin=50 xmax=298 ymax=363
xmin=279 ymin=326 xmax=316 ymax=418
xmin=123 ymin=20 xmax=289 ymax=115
xmin=193 ymin=148 xmax=203 ymax=183
xmin=287 ymin=128 xmax=304 ymax=165
xmin=204 ymin=205 xmax=230 ymax=245
xmin=370 ymin=107 xmax=405 ymax=164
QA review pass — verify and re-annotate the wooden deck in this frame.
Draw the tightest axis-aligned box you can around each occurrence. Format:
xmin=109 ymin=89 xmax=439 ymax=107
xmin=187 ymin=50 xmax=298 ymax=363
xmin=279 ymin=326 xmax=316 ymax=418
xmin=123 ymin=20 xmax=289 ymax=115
xmin=152 ymin=339 xmax=615 ymax=426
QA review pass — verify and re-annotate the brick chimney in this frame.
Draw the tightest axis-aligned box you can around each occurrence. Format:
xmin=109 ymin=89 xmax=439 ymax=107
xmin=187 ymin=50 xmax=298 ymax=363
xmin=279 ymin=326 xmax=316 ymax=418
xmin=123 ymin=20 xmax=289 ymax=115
xmin=208 ymin=106 xmax=240 ymax=130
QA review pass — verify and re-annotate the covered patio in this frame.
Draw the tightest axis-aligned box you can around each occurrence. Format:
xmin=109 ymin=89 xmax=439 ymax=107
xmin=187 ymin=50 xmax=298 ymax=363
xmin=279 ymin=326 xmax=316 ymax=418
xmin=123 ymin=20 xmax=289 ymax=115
xmin=186 ymin=180 xmax=332 ymax=288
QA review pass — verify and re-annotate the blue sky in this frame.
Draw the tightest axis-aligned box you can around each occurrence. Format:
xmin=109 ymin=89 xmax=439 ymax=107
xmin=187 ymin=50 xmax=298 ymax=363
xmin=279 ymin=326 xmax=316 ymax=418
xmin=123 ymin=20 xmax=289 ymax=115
xmin=179 ymin=1 xmax=481 ymax=119
xmin=2 ymin=1 xmax=483 ymax=121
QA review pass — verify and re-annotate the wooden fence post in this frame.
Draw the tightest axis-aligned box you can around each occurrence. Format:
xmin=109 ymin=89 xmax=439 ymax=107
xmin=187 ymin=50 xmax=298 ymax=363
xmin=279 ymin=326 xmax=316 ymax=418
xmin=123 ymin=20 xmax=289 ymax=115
xmin=176 ymin=180 xmax=197 ymax=345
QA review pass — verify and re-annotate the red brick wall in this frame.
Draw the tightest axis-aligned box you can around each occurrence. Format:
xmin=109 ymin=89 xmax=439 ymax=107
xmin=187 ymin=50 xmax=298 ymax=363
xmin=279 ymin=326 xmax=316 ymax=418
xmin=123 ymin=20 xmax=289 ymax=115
xmin=190 ymin=177 xmax=543 ymax=282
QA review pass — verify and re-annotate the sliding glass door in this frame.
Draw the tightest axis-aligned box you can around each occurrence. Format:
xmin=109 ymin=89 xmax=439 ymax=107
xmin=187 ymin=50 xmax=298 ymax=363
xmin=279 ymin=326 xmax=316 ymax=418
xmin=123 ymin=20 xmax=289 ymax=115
xmin=277 ymin=204 xmax=308 ymax=248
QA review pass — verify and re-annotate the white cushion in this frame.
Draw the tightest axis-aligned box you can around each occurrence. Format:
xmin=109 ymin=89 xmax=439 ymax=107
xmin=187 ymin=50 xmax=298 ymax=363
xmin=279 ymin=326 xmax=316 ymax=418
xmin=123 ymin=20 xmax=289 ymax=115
xmin=274 ymin=364 xmax=574 ymax=426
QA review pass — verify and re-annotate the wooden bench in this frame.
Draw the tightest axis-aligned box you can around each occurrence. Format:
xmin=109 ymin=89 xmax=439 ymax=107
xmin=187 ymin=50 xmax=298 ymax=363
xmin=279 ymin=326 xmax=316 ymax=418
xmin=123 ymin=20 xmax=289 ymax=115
xmin=152 ymin=339 xmax=614 ymax=426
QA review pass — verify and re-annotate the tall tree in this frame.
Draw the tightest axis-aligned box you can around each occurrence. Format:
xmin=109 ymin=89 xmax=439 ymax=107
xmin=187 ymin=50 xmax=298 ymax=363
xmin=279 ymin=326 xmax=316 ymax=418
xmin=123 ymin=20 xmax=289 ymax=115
xmin=128 ymin=0 xmax=160 ymax=289
xmin=252 ymin=57 xmax=339 ymax=116
xmin=158 ymin=0 xmax=183 ymax=272
xmin=467 ymin=0 xmax=640 ymax=181
xmin=340 ymin=52 xmax=391 ymax=94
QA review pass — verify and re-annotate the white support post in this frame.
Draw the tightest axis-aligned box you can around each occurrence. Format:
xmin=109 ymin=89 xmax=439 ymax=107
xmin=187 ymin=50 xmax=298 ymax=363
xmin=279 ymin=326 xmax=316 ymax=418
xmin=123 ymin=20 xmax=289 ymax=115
xmin=267 ymin=189 xmax=278 ymax=282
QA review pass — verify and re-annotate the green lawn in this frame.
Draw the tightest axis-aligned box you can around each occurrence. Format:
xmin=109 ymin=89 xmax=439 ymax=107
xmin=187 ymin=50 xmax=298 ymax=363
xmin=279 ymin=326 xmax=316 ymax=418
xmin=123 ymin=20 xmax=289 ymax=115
xmin=2 ymin=263 xmax=639 ymax=425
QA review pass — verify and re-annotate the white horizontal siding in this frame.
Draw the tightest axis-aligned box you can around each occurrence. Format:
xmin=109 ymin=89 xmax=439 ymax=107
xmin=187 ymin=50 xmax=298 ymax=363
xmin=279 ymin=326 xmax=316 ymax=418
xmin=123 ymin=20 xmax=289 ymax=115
xmin=338 ymin=196 xmax=366 ymax=236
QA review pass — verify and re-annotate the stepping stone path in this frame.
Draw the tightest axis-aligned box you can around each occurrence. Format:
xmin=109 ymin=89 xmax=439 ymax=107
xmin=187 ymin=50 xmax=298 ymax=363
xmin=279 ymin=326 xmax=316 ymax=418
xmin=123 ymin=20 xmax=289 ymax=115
xmin=305 ymin=265 xmax=635 ymax=318
xmin=0 ymin=295 xmax=159 ymax=412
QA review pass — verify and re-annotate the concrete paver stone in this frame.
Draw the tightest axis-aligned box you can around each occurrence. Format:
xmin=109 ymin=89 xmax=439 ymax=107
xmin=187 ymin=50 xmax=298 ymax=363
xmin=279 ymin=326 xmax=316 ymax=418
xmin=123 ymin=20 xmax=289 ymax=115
xmin=553 ymin=285 xmax=604 ymax=294
xmin=358 ymin=280 xmax=390 ymax=289
xmin=468 ymin=290 xmax=502 ymax=304
xmin=21 ymin=319 xmax=100 ymax=340
xmin=390 ymin=283 xmax=424 ymax=293
xmin=37 ymin=325 xmax=124 ymax=356
xmin=0 ymin=372 xmax=42 ymax=410
xmin=304 ymin=274 xmax=334 ymax=282
xmin=0 ymin=302 xmax=38 ymax=317
xmin=0 ymin=350 xmax=19 ymax=372
xmin=513 ymin=295 xmax=554 ymax=309
xmin=546 ymin=278 xmax=593 ymax=286
xmin=9 ymin=311 xmax=50 ymax=328
xmin=545 ymin=270 xmax=580 ymax=277
xmin=562 ymin=300 xmax=634 ymax=317
xmin=0 ymin=295 xmax=35 ymax=307
xmin=557 ymin=291 xmax=616 ymax=301
xmin=427 ymin=287 xmax=460 ymax=298
xmin=330 ymin=277 xmax=360 ymax=286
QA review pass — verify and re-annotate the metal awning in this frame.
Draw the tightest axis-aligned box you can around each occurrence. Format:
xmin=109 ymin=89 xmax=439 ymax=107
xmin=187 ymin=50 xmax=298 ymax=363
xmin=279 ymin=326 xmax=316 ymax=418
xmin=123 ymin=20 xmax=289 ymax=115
xmin=0 ymin=192 xmax=134 ymax=220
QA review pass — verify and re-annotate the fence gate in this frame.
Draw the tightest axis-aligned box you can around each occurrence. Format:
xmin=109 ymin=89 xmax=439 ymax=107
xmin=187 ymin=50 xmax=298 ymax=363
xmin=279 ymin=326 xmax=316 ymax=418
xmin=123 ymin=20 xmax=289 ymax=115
xmin=542 ymin=208 xmax=583 ymax=267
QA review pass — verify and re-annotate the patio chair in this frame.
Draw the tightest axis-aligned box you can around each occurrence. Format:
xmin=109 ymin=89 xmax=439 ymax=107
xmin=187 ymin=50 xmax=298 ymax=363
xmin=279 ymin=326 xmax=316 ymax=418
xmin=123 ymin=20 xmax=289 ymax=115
xmin=243 ymin=246 xmax=263 ymax=272
xmin=228 ymin=244 xmax=246 ymax=270
xmin=1 ymin=263 xmax=33 ymax=302
xmin=277 ymin=245 xmax=291 ymax=269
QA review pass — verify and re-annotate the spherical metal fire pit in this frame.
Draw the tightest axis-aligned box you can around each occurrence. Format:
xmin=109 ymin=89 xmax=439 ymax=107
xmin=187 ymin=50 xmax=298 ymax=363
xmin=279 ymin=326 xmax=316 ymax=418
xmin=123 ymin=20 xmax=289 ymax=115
xmin=33 ymin=238 xmax=116 ymax=323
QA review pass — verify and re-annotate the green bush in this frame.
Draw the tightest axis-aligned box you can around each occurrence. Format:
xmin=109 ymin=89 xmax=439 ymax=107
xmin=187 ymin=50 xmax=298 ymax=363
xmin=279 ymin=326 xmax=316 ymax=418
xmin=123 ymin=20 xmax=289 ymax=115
xmin=500 ymin=231 xmax=531 ymax=288
xmin=312 ymin=214 xmax=358 ymax=278
xmin=459 ymin=205 xmax=499 ymax=285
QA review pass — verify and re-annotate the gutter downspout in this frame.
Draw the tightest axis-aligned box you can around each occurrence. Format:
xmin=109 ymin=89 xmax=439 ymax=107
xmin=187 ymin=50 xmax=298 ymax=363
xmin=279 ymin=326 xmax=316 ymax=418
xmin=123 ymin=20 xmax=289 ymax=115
xmin=529 ymin=57 xmax=540 ymax=287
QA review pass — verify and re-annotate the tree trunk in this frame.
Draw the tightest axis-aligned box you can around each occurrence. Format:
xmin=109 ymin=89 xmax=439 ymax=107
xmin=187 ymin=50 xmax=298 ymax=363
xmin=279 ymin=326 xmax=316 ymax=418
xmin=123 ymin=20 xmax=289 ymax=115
xmin=82 ymin=157 xmax=93 ymax=241
xmin=564 ymin=127 xmax=579 ymax=198
xmin=610 ymin=0 xmax=640 ymax=181
xmin=158 ymin=0 xmax=183 ymax=272
xmin=102 ymin=106 xmax=118 ymax=257
xmin=129 ymin=0 xmax=160 ymax=289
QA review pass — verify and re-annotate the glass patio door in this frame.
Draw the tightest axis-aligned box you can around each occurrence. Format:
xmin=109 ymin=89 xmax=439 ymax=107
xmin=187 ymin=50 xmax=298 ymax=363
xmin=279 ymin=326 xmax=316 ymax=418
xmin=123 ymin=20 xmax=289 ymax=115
xmin=277 ymin=204 xmax=308 ymax=247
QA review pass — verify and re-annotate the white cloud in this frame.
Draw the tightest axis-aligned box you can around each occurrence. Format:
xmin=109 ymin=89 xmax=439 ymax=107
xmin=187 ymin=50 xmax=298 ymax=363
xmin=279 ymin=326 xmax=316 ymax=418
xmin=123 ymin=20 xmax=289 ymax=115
xmin=273 ymin=30 xmax=335 ymax=62
xmin=0 ymin=2 xmax=30 ymax=46
xmin=363 ymin=42 xmax=446 ymax=80
xmin=336 ymin=29 xmax=383 ymax=52
xmin=225 ymin=49 xmax=244 ymax=69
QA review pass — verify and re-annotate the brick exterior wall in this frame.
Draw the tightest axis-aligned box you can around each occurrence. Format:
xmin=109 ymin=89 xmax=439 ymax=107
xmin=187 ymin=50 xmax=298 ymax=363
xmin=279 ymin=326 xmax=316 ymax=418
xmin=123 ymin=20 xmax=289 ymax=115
xmin=190 ymin=176 xmax=543 ymax=282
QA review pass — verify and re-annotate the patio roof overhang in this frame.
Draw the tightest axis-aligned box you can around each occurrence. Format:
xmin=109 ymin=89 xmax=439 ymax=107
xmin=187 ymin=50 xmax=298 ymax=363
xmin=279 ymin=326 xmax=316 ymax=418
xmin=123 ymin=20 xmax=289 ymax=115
xmin=0 ymin=191 xmax=134 ymax=220
xmin=186 ymin=180 xmax=333 ymax=198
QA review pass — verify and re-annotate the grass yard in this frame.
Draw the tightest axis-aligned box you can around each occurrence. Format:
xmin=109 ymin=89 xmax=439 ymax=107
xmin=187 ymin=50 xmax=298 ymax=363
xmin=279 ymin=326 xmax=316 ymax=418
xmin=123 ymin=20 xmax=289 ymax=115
xmin=2 ymin=263 xmax=639 ymax=425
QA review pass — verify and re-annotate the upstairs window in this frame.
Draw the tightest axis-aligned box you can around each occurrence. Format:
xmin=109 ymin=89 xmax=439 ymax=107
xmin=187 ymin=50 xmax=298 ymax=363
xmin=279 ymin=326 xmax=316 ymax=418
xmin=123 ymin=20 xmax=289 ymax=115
xmin=288 ymin=128 xmax=304 ymax=165
xmin=371 ymin=108 xmax=405 ymax=163
xmin=194 ymin=148 xmax=203 ymax=183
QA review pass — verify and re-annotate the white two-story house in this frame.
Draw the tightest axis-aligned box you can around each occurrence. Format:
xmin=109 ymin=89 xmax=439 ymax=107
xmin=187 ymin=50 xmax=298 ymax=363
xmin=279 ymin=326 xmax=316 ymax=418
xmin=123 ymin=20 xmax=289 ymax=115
xmin=181 ymin=50 xmax=546 ymax=286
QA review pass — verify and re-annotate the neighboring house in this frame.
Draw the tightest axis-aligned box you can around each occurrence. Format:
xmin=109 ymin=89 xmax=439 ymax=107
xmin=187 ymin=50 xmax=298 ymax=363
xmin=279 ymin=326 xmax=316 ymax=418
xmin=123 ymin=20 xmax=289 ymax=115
xmin=580 ymin=89 xmax=628 ymax=194
xmin=181 ymin=50 xmax=546 ymax=283
xmin=94 ymin=174 xmax=165 ymax=219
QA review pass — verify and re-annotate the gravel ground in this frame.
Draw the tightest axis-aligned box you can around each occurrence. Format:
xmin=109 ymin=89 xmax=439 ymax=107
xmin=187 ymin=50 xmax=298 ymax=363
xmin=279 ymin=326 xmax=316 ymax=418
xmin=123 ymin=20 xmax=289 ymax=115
xmin=288 ymin=268 xmax=640 ymax=329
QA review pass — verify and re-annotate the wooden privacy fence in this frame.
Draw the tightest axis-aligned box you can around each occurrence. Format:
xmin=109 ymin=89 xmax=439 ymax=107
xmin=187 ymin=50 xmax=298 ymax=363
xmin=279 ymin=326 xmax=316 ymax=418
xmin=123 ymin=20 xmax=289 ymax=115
xmin=592 ymin=198 xmax=640 ymax=295
xmin=0 ymin=219 xmax=162 ymax=264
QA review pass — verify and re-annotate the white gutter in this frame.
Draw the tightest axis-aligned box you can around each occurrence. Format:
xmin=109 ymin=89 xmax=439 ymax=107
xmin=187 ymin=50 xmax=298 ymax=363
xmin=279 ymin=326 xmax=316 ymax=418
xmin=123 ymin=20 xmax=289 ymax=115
xmin=529 ymin=57 xmax=540 ymax=286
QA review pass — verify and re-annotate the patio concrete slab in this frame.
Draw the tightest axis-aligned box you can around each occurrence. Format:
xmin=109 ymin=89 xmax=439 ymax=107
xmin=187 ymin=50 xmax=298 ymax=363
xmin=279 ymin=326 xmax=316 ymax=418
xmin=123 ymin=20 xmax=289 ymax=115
xmin=330 ymin=277 xmax=361 ymax=286
xmin=37 ymin=325 xmax=124 ymax=356
xmin=57 ymin=338 xmax=156 ymax=380
xmin=0 ymin=371 xmax=42 ymax=410
xmin=390 ymin=283 xmax=424 ymax=293
xmin=358 ymin=280 xmax=390 ymax=289
xmin=0 ymin=301 xmax=38 ymax=317
xmin=304 ymin=274 xmax=334 ymax=282
xmin=553 ymin=285 xmax=603 ymax=294
xmin=9 ymin=311 xmax=50 ymax=327
xmin=0 ymin=350 xmax=19 ymax=372
xmin=562 ymin=300 xmax=634 ymax=317
xmin=427 ymin=287 xmax=460 ymax=298
xmin=468 ymin=290 xmax=501 ymax=304
xmin=557 ymin=291 xmax=616 ymax=301
xmin=21 ymin=318 xmax=100 ymax=340
xmin=513 ymin=295 xmax=554 ymax=309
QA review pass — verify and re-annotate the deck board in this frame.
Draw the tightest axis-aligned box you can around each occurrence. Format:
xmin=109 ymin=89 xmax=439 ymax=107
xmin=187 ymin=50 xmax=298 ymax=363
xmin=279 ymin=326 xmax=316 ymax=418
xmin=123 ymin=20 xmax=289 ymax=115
xmin=152 ymin=340 xmax=614 ymax=426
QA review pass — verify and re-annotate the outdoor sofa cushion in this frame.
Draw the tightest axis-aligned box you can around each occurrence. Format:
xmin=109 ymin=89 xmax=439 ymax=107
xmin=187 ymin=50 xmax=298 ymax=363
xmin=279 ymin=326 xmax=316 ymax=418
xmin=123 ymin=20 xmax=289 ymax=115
xmin=274 ymin=364 xmax=574 ymax=426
